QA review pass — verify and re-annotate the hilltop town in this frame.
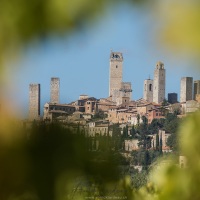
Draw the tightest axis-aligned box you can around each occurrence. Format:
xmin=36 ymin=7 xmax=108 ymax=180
xmin=28 ymin=51 xmax=200 ymax=155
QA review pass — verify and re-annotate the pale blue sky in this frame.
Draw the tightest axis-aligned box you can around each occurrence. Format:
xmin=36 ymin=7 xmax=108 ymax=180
xmin=8 ymin=2 xmax=200 ymax=117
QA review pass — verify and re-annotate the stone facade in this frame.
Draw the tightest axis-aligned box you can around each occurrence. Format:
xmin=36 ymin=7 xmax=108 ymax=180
xmin=143 ymin=79 xmax=153 ymax=102
xmin=124 ymin=139 xmax=139 ymax=151
xmin=151 ymin=130 xmax=171 ymax=152
xmin=109 ymin=51 xmax=123 ymax=97
xmin=117 ymin=82 xmax=132 ymax=105
xmin=180 ymin=77 xmax=193 ymax=102
xmin=153 ymin=61 xmax=165 ymax=104
xmin=50 ymin=77 xmax=60 ymax=104
xmin=43 ymin=102 xmax=75 ymax=121
xmin=87 ymin=121 xmax=111 ymax=137
xmin=85 ymin=100 xmax=97 ymax=114
xmin=29 ymin=84 xmax=40 ymax=120
xmin=185 ymin=100 xmax=200 ymax=113
xmin=148 ymin=108 xmax=165 ymax=124
xmin=193 ymin=80 xmax=200 ymax=100
xmin=120 ymin=82 xmax=132 ymax=99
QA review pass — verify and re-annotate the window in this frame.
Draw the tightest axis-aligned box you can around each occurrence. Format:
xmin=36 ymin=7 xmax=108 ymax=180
xmin=116 ymin=65 xmax=118 ymax=68
xmin=88 ymin=107 xmax=90 ymax=110
xmin=149 ymin=84 xmax=152 ymax=91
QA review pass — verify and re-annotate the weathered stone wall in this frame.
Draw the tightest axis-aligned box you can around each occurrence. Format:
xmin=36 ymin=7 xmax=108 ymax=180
xmin=29 ymin=83 xmax=40 ymax=120
xmin=50 ymin=77 xmax=60 ymax=104
xmin=143 ymin=79 xmax=153 ymax=102
xmin=193 ymin=80 xmax=200 ymax=100
xmin=109 ymin=52 xmax=123 ymax=97
xmin=153 ymin=61 xmax=165 ymax=103
xmin=180 ymin=77 xmax=193 ymax=102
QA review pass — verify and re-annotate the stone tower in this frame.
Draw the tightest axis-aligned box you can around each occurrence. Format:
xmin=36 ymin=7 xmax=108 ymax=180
xmin=168 ymin=93 xmax=178 ymax=104
xmin=153 ymin=61 xmax=165 ymax=104
xmin=114 ymin=82 xmax=132 ymax=105
xmin=143 ymin=79 xmax=153 ymax=102
xmin=109 ymin=51 xmax=123 ymax=97
xmin=50 ymin=77 xmax=60 ymax=104
xmin=193 ymin=80 xmax=200 ymax=100
xmin=29 ymin=83 xmax=40 ymax=120
xmin=180 ymin=77 xmax=193 ymax=102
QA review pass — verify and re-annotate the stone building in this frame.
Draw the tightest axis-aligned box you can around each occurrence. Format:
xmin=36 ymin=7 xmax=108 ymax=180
xmin=109 ymin=51 xmax=123 ymax=97
xmin=184 ymin=100 xmax=200 ymax=114
xmin=97 ymin=98 xmax=116 ymax=112
xmin=29 ymin=83 xmax=40 ymax=120
xmin=85 ymin=100 xmax=97 ymax=114
xmin=50 ymin=77 xmax=60 ymax=104
xmin=151 ymin=130 xmax=171 ymax=152
xmin=112 ymin=82 xmax=132 ymax=105
xmin=143 ymin=79 xmax=153 ymax=102
xmin=124 ymin=139 xmax=139 ymax=151
xmin=43 ymin=102 xmax=76 ymax=121
xmin=180 ymin=77 xmax=193 ymax=102
xmin=87 ymin=121 xmax=111 ymax=137
xmin=193 ymin=80 xmax=200 ymax=100
xmin=168 ymin=93 xmax=178 ymax=104
xmin=118 ymin=82 xmax=132 ymax=105
xmin=148 ymin=108 xmax=165 ymax=124
xmin=153 ymin=61 xmax=165 ymax=104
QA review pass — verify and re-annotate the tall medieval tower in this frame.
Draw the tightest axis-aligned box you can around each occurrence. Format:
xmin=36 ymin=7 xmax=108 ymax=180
xmin=143 ymin=79 xmax=153 ymax=102
xmin=50 ymin=77 xmax=60 ymax=104
xmin=109 ymin=52 xmax=123 ymax=97
xmin=193 ymin=80 xmax=200 ymax=100
xmin=180 ymin=77 xmax=193 ymax=102
xmin=29 ymin=83 xmax=40 ymax=120
xmin=153 ymin=61 xmax=165 ymax=104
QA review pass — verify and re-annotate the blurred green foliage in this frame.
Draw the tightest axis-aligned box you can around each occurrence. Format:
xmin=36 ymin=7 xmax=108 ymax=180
xmin=0 ymin=122 xmax=122 ymax=200
xmin=1 ymin=113 xmax=200 ymax=200
xmin=159 ymin=1 xmax=200 ymax=59
xmin=1 ymin=0 xmax=200 ymax=199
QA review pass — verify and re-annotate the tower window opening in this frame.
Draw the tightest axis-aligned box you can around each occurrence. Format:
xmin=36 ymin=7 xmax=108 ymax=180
xmin=149 ymin=84 xmax=152 ymax=91
xmin=116 ymin=65 xmax=118 ymax=68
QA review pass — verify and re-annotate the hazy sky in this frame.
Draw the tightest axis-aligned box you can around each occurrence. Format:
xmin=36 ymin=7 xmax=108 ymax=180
xmin=7 ymin=2 xmax=200 ymax=117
